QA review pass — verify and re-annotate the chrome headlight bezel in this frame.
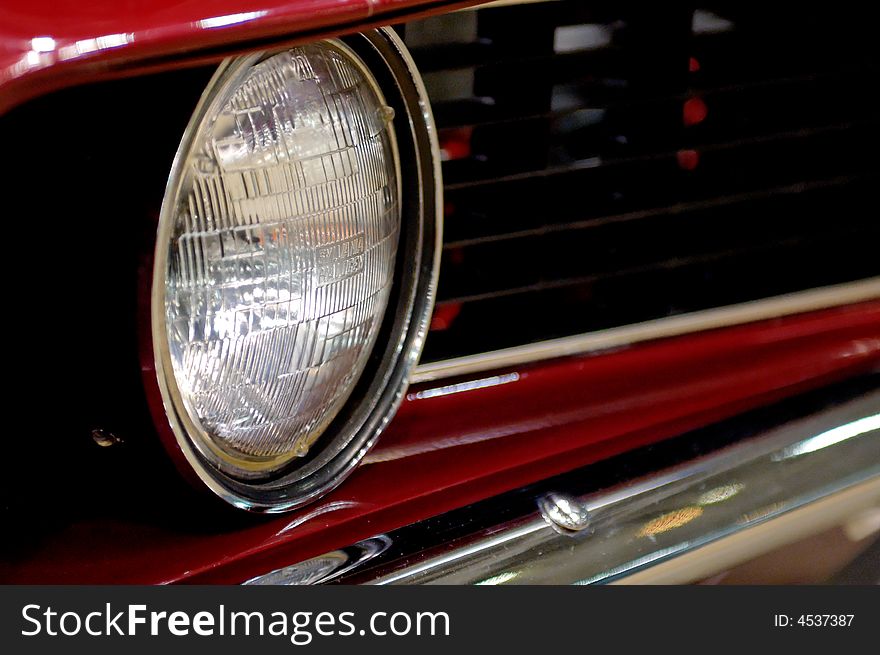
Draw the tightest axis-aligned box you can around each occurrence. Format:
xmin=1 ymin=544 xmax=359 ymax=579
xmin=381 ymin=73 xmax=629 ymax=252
xmin=151 ymin=28 xmax=441 ymax=513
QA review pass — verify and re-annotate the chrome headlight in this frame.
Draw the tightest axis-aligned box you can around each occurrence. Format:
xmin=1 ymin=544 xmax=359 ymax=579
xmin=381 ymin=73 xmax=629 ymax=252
xmin=151 ymin=29 xmax=440 ymax=512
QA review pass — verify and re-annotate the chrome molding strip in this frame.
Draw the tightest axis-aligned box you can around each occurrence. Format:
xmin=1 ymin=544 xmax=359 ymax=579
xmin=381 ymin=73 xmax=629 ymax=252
xmin=457 ymin=0 xmax=561 ymax=9
xmin=412 ymin=278 xmax=880 ymax=383
xmin=245 ymin=381 xmax=880 ymax=584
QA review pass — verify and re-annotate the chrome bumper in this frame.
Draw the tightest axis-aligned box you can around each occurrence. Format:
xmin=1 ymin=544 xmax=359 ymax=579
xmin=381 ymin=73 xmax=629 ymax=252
xmin=246 ymin=378 xmax=880 ymax=585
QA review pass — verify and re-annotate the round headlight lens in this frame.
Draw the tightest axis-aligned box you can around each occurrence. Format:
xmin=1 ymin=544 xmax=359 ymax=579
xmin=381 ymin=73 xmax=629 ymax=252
xmin=165 ymin=43 xmax=400 ymax=476
xmin=153 ymin=29 xmax=441 ymax=512
xmin=155 ymin=39 xmax=408 ymax=488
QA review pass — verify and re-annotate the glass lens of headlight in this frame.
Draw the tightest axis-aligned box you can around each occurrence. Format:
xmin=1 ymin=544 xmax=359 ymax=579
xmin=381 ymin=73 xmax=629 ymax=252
xmin=156 ymin=42 xmax=400 ymax=478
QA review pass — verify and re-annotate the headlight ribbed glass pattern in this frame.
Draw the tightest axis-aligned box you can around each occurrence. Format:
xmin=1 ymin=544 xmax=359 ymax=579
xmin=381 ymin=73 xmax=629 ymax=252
xmin=162 ymin=42 xmax=400 ymax=475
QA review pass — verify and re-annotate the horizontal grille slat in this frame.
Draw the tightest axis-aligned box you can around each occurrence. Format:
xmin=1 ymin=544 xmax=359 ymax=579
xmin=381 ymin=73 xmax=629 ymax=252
xmin=442 ymin=122 xmax=880 ymax=246
xmin=443 ymin=171 xmax=878 ymax=251
xmin=435 ymin=72 xmax=880 ymax=187
xmin=437 ymin=176 xmax=879 ymax=302
xmin=402 ymin=2 xmax=880 ymax=365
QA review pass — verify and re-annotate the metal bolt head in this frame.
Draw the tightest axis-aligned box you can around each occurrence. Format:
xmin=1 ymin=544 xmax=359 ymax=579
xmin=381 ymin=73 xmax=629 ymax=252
xmin=379 ymin=105 xmax=396 ymax=124
xmin=91 ymin=429 xmax=123 ymax=448
xmin=540 ymin=493 xmax=592 ymax=533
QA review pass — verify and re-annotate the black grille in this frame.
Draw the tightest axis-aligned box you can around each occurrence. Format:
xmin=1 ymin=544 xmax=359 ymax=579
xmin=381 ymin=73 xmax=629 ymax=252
xmin=402 ymin=2 xmax=880 ymax=364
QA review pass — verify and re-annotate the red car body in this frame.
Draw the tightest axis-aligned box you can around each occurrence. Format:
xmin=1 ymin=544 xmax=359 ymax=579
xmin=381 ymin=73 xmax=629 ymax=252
xmin=1 ymin=0 xmax=878 ymax=584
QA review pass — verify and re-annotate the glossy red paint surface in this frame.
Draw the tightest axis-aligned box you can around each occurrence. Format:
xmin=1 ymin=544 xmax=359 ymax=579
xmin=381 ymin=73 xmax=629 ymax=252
xmin=4 ymin=302 xmax=880 ymax=584
xmin=0 ymin=0 xmax=483 ymax=114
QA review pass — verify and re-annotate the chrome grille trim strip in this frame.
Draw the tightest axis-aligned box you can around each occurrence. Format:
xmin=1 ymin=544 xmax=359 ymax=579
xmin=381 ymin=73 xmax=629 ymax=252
xmin=412 ymin=277 xmax=880 ymax=383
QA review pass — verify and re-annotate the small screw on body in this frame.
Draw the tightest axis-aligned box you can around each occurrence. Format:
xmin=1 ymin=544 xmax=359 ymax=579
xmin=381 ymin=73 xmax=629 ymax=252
xmin=540 ymin=493 xmax=592 ymax=533
xmin=379 ymin=105 xmax=396 ymax=124
xmin=91 ymin=429 xmax=123 ymax=448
